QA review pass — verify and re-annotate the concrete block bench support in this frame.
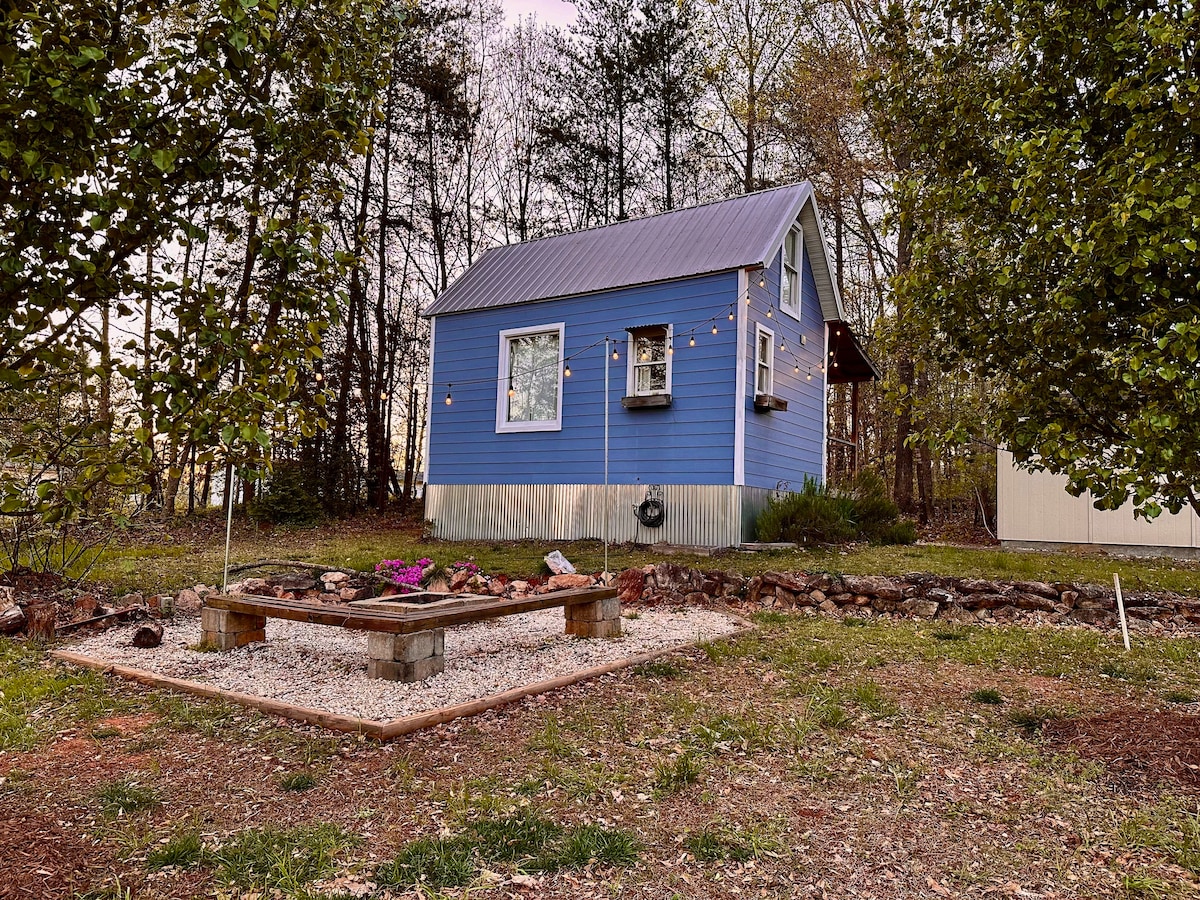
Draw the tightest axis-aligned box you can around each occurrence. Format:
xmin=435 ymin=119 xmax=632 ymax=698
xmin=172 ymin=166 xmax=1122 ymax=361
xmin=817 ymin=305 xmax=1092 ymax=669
xmin=201 ymin=607 xmax=267 ymax=650
xmin=368 ymin=628 xmax=445 ymax=682
xmin=564 ymin=595 xmax=621 ymax=638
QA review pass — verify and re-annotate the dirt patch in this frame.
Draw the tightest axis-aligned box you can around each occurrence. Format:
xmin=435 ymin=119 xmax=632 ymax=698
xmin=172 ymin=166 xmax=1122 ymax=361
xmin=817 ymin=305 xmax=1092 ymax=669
xmin=1044 ymin=709 xmax=1200 ymax=793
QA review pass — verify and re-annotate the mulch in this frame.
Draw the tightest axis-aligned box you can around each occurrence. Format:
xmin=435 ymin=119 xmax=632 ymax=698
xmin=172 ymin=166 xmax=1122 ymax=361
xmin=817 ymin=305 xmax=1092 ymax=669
xmin=0 ymin=812 xmax=101 ymax=900
xmin=1044 ymin=709 xmax=1200 ymax=793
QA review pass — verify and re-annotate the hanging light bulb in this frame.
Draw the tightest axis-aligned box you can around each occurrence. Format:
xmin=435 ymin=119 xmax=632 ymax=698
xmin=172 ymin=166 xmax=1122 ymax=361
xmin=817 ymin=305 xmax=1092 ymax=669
xmin=314 ymin=372 xmax=324 ymax=383
xmin=794 ymin=364 xmax=800 ymax=374
xmin=780 ymin=339 xmax=787 ymax=352
xmin=507 ymin=382 xmax=515 ymax=398
xmin=766 ymin=307 xmax=773 ymax=319
xmin=689 ymin=335 xmax=696 ymax=347
xmin=728 ymin=308 xmax=735 ymax=321
xmin=640 ymin=349 xmax=649 ymax=361
xmin=381 ymin=391 xmax=389 ymax=401
xmin=806 ymin=372 xmax=812 ymax=381
xmin=711 ymin=324 xmax=718 ymax=335
xmin=667 ymin=342 xmax=674 ymax=355
xmin=758 ymin=271 xmax=766 ymax=289
xmin=445 ymin=384 xmax=453 ymax=406
xmin=564 ymin=363 xmax=572 ymax=377
xmin=612 ymin=348 xmax=619 ymax=361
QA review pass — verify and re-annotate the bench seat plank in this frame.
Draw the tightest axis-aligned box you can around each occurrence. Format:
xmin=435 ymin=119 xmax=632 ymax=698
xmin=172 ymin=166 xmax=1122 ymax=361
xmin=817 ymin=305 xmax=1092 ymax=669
xmin=206 ymin=586 xmax=618 ymax=636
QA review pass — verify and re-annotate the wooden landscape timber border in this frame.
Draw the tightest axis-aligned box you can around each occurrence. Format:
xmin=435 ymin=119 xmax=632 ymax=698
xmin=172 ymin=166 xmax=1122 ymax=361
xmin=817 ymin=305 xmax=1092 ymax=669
xmin=49 ymin=613 xmax=755 ymax=741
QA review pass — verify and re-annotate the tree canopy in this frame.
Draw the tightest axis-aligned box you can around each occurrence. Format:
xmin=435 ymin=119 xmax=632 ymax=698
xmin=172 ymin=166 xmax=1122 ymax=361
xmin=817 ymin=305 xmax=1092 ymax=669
xmin=867 ymin=0 xmax=1200 ymax=518
xmin=0 ymin=0 xmax=390 ymax=522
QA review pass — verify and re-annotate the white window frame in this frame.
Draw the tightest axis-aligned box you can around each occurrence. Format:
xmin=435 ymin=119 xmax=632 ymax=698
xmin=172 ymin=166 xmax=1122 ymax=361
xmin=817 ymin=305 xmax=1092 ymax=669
xmin=495 ymin=322 xmax=565 ymax=433
xmin=780 ymin=226 xmax=802 ymax=321
xmin=755 ymin=323 xmax=775 ymax=396
xmin=625 ymin=324 xmax=673 ymax=397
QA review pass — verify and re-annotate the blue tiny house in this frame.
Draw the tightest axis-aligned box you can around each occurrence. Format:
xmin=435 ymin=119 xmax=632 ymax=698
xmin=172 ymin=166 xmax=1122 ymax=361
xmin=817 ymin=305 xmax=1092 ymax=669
xmin=423 ymin=183 xmax=878 ymax=546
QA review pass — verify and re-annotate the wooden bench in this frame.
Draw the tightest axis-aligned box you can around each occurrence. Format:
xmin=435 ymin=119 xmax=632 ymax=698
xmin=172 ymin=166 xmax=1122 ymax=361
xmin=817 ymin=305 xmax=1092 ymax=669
xmin=201 ymin=586 xmax=621 ymax=682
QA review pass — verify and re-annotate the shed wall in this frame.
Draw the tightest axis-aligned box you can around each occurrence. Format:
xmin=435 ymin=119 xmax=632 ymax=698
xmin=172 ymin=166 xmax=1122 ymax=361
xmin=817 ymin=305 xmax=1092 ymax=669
xmin=428 ymin=272 xmax=739 ymax=486
xmin=741 ymin=243 xmax=827 ymax=490
xmin=997 ymin=450 xmax=1200 ymax=554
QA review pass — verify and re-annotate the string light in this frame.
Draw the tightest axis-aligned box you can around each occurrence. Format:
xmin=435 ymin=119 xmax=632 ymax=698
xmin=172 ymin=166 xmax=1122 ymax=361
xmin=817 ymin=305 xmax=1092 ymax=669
xmin=758 ymin=271 xmax=766 ymax=289
xmin=667 ymin=342 xmax=674 ymax=355
xmin=445 ymin=384 xmax=453 ymax=405
xmin=507 ymin=383 xmax=515 ymax=397
xmin=564 ymin=363 xmax=571 ymax=377
xmin=780 ymin=339 xmax=787 ymax=352
xmin=728 ymin=308 xmax=735 ymax=321
xmin=711 ymin=324 xmax=718 ymax=335
xmin=381 ymin=391 xmax=388 ymax=401
xmin=612 ymin=348 xmax=619 ymax=361
xmin=766 ymin=307 xmax=773 ymax=319
xmin=314 ymin=372 xmax=324 ymax=383
xmin=806 ymin=372 xmax=812 ymax=381
xmin=689 ymin=335 xmax=696 ymax=347
xmin=640 ymin=349 xmax=649 ymax=361
xmin=794 ymin=363 xmax=801 ymax=374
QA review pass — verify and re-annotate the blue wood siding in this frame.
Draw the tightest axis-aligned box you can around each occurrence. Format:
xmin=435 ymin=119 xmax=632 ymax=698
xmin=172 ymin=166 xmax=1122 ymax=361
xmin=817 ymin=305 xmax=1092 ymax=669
xmin=428 ymin=272 xmax=739 ymax=485
xmin=742 ymin=242 xmax=827 ymax=489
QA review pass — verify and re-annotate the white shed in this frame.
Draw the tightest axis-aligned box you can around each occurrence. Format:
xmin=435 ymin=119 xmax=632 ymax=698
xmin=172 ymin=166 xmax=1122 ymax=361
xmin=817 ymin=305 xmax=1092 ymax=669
xmin=997 ymin=450 xmax=1200 ymax=559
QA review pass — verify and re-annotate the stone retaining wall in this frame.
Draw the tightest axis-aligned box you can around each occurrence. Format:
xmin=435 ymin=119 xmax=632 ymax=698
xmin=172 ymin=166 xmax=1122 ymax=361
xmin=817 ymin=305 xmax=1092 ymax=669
xmin=619 ymin=562 xmax=1200 ymax=633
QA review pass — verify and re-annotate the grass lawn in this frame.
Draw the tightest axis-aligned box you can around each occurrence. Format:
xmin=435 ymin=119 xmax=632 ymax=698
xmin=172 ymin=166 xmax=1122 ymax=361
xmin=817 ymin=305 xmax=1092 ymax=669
xmin=80 ymin=513 xmax=1200 ymax=597
xmin=4 ymin=610 xmax=1200 ymax=898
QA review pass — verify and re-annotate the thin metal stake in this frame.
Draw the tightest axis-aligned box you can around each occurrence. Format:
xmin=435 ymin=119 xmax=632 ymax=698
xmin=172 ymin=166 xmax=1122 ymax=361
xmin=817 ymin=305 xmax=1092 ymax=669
xmin=222 ymin=466 xmax=235 ymax=593
xmin=603 ymin=337 xmax=610 ymax=580
xmin=1113 ymin=573 xmax=1130 ymax=651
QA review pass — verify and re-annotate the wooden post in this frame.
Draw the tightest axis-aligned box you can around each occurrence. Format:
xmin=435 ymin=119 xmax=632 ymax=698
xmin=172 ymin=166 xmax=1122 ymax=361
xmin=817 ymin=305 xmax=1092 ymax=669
xmin=850 ymin=380 xmax=860 ymax=476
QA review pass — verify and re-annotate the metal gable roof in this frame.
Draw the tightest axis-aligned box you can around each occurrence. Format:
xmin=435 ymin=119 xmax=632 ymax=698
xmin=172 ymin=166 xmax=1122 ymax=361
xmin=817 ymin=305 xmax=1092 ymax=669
xmin=424 ymin=182 xmax=844 ymax=319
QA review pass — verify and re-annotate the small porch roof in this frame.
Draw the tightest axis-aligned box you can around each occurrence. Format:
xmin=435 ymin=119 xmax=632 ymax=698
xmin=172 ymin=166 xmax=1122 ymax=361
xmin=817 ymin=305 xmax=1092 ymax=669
xmin=826 ymin=322 xmax=880 ymax=384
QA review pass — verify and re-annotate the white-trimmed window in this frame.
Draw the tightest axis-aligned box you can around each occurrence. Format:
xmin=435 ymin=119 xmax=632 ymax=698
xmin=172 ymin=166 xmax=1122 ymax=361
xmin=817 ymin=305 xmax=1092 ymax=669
xmin=626 ymin=324 xmax=672 ymax=396
xmin=755 ymin=324 xmax=774 ymax=396
xmin=780 ymin=226 xmax=802 ymax=319
xmin=496 ymin=323 xmax=564 ymax=433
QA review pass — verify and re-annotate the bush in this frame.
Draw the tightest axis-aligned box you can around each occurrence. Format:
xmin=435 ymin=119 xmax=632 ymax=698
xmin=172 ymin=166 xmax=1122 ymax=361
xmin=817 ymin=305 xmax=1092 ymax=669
xmin=248 ymin=462 xmax=323 ymax=526
xmin=755 ymin=472 xmax=916 ymax=546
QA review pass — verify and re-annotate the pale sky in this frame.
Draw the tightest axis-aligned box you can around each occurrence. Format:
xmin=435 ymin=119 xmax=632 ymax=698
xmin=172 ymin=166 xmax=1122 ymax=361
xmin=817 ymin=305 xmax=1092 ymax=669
xmin=501 ymin=0 xmax=578 ymax=28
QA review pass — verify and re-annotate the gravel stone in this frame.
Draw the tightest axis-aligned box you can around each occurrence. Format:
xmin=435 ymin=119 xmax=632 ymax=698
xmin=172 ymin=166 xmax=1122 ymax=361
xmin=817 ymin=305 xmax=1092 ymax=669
xmin=66 ymin=607 xmax=743 ymax=723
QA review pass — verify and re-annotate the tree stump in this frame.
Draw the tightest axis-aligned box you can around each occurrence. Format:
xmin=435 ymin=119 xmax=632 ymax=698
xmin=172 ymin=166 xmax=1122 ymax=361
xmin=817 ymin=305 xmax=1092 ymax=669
xmin=25 ymin=602 xmax=56 ymax=642
xmin=131 ymin=622 xmax=164 ymax=648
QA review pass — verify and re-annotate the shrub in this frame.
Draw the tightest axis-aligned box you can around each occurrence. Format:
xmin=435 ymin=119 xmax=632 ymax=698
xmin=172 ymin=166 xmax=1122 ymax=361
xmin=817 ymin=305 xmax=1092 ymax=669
xmin=755 ymin=472 xmax=916 ymax=546
xmin=755 ymin=478 xmax=857 ymax=544
xmin=248 ymin=462 xmax=323 ymax=526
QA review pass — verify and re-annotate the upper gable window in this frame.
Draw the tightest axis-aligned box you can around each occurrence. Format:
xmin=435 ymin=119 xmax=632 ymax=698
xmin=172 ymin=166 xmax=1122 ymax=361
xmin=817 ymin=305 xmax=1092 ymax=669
xmin=780 ymin=226 xmax=802 ymax=320
xmin=496 ymin=323 xmax=564 ymax=433
xmin=627 ymin=324 xmax=672 ymax=397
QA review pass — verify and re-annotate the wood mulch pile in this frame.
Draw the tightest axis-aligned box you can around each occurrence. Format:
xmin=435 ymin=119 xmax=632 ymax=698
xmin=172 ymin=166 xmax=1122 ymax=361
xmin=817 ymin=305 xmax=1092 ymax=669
xmin=1044 ymin=710 xmax=1200 ymax=793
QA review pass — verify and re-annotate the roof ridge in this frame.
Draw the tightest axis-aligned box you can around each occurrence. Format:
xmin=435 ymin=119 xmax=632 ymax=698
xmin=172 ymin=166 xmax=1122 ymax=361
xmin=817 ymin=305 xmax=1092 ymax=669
xmin=486 ymin=181 xmax=810 ymax=253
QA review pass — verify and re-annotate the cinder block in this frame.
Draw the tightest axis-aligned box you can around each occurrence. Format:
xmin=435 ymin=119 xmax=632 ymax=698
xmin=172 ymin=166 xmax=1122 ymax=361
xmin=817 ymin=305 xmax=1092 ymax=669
xmin=201 ymin=608 xmax=266 ymax=634
xmin=367 ymin=654 xmax=445 ymax=682
xmin=367 ymin=629 xmax=444 ymax=662
xmin=200 ymin=628 xmax=266 ymax=650
xmin=565 ymin=617 xmax=622 ymax=639
xmin=564 ymin=597 xmax=620 ymax=623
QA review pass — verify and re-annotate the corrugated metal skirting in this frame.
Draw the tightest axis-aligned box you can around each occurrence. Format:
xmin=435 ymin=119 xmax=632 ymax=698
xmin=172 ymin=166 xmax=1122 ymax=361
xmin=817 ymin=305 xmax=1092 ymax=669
xmin=426 ymin=484 xmax=778 ymax=547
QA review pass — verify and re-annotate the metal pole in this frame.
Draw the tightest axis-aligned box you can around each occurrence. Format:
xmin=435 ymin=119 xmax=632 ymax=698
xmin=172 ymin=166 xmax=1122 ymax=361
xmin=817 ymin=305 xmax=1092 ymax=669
xmin=222 ymin=464 xmax=235 ymax=593
xmin=604 ymin=337 xmax=610 ymax=578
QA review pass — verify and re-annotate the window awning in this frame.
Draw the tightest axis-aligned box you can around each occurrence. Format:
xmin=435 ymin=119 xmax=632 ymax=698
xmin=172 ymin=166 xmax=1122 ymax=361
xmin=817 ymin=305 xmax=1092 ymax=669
xmin=826 ymin=322 xmax=880 ymax=384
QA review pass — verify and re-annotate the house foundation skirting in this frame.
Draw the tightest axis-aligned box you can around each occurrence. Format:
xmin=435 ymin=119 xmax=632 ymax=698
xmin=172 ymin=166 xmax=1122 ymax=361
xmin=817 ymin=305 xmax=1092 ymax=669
xmin=425 ymin=484 xmax=779 ymax=548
